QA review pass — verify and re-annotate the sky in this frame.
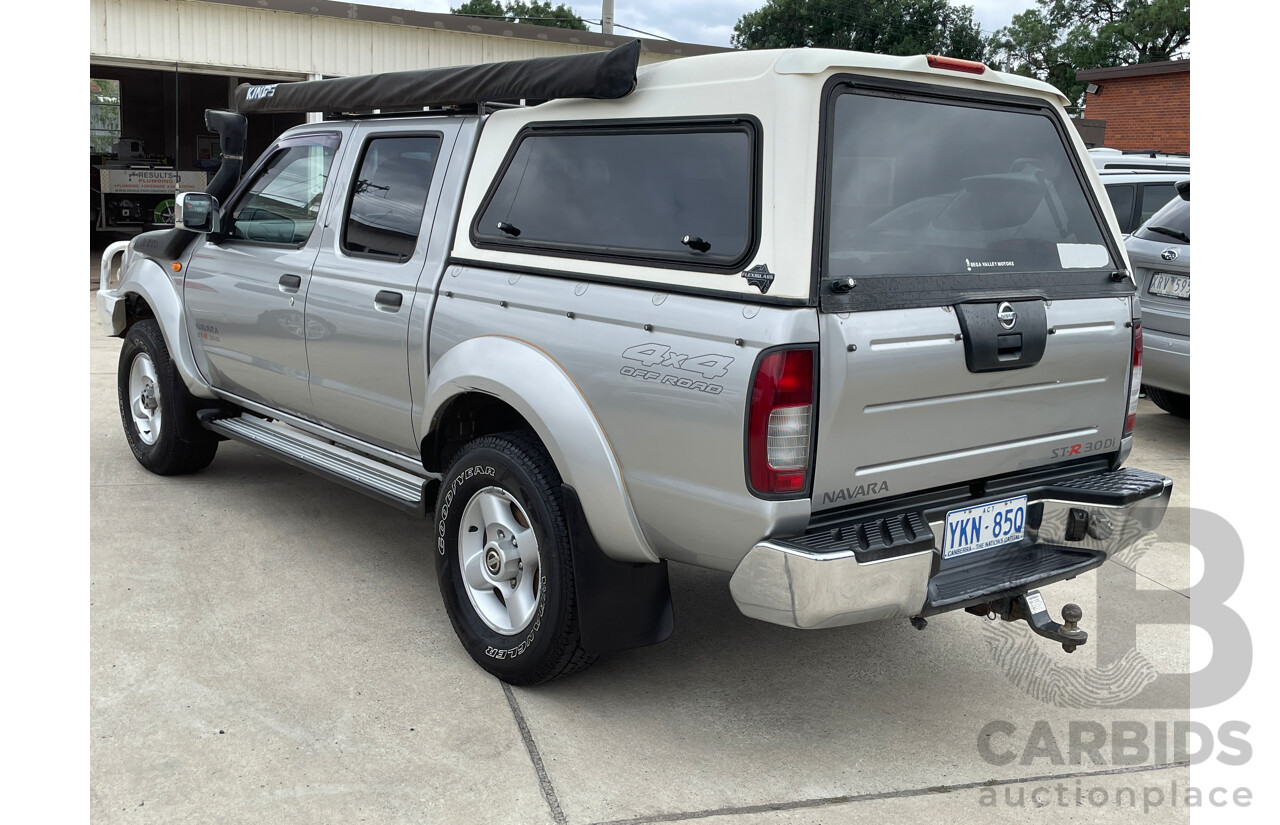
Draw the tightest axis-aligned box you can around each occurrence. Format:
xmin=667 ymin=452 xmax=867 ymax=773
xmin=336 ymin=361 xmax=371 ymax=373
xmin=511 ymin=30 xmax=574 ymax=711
xmin=374 ymin=1 xmax=1034 ymax=48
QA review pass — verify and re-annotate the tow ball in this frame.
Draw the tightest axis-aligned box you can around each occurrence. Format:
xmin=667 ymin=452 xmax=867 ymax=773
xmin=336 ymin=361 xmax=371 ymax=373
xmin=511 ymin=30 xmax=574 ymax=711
xmin=961 ymin=589 xmax=1089 ymax=653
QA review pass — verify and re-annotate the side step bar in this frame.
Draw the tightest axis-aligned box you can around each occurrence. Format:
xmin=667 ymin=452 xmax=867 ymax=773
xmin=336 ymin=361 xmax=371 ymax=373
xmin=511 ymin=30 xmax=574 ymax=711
xmin=202 ymin=413 xmax=436 ymax=516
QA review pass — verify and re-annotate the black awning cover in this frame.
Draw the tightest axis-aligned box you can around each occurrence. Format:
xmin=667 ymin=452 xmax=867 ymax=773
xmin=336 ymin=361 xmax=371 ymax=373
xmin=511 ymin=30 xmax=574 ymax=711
xmin=234 ymin=40 xmax=641 ymax=115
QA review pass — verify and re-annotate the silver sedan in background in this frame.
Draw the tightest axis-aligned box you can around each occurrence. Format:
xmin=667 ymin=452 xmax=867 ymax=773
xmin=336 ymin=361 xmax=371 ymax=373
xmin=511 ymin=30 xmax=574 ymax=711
xmin=1125 ymin=180 xmax=1190 ymax=417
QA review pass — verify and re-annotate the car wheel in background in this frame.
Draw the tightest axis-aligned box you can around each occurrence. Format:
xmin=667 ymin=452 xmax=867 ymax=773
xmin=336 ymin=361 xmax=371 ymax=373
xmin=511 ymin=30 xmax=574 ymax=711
xmin=1144 ymin=386 xmax=1190 ymax=419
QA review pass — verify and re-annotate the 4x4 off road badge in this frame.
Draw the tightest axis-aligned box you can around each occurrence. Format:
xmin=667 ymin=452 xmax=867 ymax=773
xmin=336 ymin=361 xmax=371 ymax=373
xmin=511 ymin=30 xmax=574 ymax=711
xmin=742 ymin=264 xmax=775 ymax=294
xmin=997 ymin=301 xmax=1018 ymax=330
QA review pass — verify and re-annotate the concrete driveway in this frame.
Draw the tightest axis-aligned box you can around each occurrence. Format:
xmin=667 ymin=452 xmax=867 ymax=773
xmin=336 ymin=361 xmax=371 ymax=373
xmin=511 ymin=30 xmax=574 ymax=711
xmin=90 ymin=257 xmax=1192 ymax=823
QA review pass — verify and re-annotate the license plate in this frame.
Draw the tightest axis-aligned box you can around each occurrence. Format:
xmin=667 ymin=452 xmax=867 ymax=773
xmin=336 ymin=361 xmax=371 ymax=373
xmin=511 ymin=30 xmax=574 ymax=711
xmin=942 ymin=496 xmax=1028 ymax=560
xmin=1148 ymin=271 xmax=1190 ymax=300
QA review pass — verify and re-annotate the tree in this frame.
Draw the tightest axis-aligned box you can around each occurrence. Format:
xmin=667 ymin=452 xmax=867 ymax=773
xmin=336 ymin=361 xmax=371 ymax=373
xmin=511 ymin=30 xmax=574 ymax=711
xmin=732 ymin=0 xmax=986 ymax=61
xmin=452 ymin=0 xmax=505 ymax=20
xmin=452 ymin=0 xmax=587 ymax=31
xmin=986 ymin=1 xmax=1189 ymax=105
xmin=1047 ymin=1 xmax=1190 ymax=63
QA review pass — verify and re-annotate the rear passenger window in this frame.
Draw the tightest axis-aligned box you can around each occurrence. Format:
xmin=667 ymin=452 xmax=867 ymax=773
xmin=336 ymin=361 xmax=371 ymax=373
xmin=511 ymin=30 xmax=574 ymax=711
xmin=474 ymin=122 xmax=757 ymax=270
xmin=1106 ymin=184 xmax=1136 ymax=233
xmin=343 ymin=135 xmax=442 ymax=261
xmin=1138 ymin=184 xmax=1176 ymax=226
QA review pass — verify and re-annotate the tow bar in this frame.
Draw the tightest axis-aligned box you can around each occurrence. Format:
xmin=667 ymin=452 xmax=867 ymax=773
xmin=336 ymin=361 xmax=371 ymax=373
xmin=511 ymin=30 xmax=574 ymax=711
xmin=964 ymin=589 xmax=1089 ymax=653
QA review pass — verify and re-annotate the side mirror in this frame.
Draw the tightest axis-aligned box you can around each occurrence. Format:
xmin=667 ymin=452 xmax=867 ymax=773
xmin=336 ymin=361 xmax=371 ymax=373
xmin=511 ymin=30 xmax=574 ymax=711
xmin=176 ymin=192 xmax=220 ymax=233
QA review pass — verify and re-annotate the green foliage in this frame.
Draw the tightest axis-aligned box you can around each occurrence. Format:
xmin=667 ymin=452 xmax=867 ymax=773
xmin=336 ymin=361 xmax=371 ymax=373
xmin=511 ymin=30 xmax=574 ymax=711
xmin=986 ymin=1 xmax=1189 ymax=106
xmin=90 ymin=78 xmax=122 ymax=154
xmin=452 ymin=0 xmax=505 ymax=19
xmin=731 ymin=0 xmax=986 ymax=61
xmin=452 ymin=0 xmax=587 ymax=31
xmin=1046 ymin=1 xmax=1190 ymax=63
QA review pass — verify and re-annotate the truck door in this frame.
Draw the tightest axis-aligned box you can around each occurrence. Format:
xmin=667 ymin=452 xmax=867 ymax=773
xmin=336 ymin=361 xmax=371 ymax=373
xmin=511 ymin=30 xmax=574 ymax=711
xmin=183 ymin=132 xmax=342 ymax=417
xmin=305 ymin=122 xmax=460 ymax=454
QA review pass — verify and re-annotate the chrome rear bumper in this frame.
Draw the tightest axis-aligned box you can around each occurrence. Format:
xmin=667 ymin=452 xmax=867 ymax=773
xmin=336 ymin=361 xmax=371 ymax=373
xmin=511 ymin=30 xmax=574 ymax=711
xmin=729 ymin=468 xmax=1172 ymax=630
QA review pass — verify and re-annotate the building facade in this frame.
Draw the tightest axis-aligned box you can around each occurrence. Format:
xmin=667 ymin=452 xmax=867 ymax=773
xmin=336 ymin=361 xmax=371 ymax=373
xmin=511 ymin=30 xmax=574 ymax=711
xmin=1076 ymin=60 xmax=1190 ymax=154
xmin=90 ymin=0 xmax=723 ymax=228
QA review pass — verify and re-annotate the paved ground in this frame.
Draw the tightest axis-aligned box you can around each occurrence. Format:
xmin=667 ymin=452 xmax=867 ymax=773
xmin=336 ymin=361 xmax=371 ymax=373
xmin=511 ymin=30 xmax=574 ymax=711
xmin=90 ymin=248 xmax=1192 ymax=824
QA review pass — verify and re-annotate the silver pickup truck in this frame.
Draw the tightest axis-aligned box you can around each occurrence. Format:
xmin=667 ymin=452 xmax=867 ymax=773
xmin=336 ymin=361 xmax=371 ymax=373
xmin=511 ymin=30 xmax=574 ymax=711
xmin=98 ymin=43 xmax=1171 ymax=684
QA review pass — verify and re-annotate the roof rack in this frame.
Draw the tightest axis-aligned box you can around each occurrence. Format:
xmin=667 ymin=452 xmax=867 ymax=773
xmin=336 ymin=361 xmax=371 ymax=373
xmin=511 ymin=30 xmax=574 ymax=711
xmin=1119 ymin=149 xmax=1190 ymax=158
xmin=234 ymin=40 xmax=641 ymax=117
xmin=318 ymin=102 xmax=531 ymax=120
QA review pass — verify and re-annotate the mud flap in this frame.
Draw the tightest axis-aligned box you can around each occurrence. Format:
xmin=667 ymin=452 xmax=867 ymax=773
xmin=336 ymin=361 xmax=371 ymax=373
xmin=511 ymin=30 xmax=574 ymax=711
xmin=561 ymin=485 xmax=674 ymax=655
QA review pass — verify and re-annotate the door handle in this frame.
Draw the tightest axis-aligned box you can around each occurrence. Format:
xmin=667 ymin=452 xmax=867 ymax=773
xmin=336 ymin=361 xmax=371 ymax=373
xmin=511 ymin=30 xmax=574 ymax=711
xmin=374 ymin=290 xmax=404 ymax=312
xmin=278 ymin=274 xmax=302 ymax=293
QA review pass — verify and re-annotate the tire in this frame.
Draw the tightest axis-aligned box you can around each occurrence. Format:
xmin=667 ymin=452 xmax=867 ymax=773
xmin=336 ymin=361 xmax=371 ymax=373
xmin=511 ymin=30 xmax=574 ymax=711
xmin=1144 ymin=386 xmax=1190 ymax=419
xmin=434 ymin=432 xmax=596 ymax=685
xmin=117 ymin=319 xmax=218 ymax=475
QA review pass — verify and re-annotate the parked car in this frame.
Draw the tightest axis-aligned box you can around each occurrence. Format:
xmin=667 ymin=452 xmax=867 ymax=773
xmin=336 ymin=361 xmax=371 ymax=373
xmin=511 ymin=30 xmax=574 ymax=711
xmin=1125 ymin=180 xmax=1190 ymax=417
xmin=97 ymin=45 xmax=1171 ymax=683
xmin=1099 ymin=170 xmax=1189 ymax=235
xmin=1089 ymin=147 xmax=1190 ymax=173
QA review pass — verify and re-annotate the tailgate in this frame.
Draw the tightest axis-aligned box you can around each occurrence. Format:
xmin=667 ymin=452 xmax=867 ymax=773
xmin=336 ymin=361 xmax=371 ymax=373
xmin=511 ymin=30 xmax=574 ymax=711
xmin=811 ymin=297 xmax=1131 ymax=511
xmin=1134 ymin=253 xmax=1190 ymax=338
xmin=809 ymin=77 xmax=1135 ymax=511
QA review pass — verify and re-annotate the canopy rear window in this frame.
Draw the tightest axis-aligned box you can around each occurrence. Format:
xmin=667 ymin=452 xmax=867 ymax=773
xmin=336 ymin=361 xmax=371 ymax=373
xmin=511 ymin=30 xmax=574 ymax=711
xmin=824 ymin=89 xmax=1116 ymax=282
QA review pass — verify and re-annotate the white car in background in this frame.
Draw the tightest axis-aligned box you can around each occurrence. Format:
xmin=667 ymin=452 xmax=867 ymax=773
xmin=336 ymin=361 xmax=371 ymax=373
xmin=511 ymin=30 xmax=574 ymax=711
xmin=1099 ymin=170 xmax=1189 ymax=236
xmin=1089 ymin=147 xmax=1189 ymax=172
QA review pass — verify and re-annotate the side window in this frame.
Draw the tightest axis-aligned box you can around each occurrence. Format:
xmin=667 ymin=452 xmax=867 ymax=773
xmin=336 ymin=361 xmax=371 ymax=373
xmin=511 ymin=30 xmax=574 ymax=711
xmin=474 ymin=123 xmax=756 ymax=270
xmin=343 ymin=135 xmax=442 ymax=261
xmin=1138 ymin=183 xmax=1176 ymax=226
xmin=1106 ymin=184 xmax=1136 ymax=233
xmin=89 ymin=78 xmax=122 ymax=153
xmin=228 ymin=139 xmax=337 ymax=245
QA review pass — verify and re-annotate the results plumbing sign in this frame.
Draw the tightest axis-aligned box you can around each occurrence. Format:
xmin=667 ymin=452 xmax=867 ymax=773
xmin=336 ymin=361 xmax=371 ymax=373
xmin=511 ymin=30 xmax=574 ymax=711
xmin=98 ymin=169 xmax=207 ymax=195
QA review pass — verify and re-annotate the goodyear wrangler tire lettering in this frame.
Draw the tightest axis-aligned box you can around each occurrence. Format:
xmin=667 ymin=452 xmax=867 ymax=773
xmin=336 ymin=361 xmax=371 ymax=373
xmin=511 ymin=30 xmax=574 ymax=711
xmin=432 ymin=433 xmax=596 ymax=685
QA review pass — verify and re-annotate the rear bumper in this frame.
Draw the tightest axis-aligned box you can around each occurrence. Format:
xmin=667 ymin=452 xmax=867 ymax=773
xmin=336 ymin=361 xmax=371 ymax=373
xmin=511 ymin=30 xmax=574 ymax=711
xmin=1142 ymin=328 xmax=1190 ymax=395
xmin=729 ymin=467 xmax=1172 ymax=629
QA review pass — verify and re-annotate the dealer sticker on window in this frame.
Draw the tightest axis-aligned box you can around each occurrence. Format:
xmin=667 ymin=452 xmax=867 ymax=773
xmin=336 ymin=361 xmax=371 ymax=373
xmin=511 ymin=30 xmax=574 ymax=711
xmin=942 ymin=495 xmax=1028 ymax=560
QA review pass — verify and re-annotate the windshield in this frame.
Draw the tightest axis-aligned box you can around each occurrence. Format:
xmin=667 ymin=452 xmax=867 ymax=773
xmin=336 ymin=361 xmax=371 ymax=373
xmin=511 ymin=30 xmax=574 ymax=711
xmin=824 ymin=92 xmax=1115 ymax=278
xmin=1133 ymin=192 xmax=1190 ymax=245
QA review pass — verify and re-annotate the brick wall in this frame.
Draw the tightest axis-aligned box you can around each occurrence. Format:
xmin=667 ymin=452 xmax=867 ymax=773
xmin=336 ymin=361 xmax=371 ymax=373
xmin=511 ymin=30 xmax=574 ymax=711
xmin=1081 ymin=71 xmax=1189 ymax=154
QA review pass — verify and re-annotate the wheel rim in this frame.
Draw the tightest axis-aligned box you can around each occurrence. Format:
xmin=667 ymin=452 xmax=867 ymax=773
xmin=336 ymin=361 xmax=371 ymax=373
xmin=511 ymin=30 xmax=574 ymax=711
xmin=128 ymin=352 xmax=162 ymax=445
xmin=458 ymin=486 xmax=541 ymax=635
xmin=154 ymin=199 xmax=176 ymax=225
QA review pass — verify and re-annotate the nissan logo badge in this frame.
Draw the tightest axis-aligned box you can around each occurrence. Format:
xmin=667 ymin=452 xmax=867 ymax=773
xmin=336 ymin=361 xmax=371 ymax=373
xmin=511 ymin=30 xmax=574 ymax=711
xmin=997 ymin=301 xmax=1017 ymax=330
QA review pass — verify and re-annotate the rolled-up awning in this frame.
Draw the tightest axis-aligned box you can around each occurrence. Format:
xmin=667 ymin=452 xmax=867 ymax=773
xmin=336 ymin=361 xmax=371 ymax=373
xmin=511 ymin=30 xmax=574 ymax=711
xmin=234 ymin=40 xmax=640 ymax=115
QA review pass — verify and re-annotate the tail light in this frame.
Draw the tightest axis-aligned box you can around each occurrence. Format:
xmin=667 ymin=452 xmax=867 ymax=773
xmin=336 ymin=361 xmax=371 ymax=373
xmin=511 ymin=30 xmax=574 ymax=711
xmin=926 ymin=55 xmax=987 ymax=75
xmin=1124 ymin=321 xmax=1143 ymax=436
xmin=747 ymin=348 xmax=815 ymax=496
